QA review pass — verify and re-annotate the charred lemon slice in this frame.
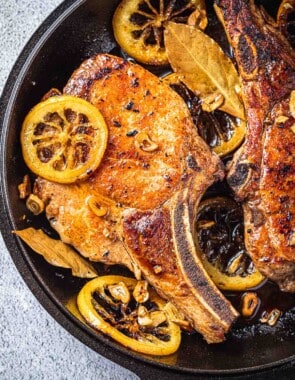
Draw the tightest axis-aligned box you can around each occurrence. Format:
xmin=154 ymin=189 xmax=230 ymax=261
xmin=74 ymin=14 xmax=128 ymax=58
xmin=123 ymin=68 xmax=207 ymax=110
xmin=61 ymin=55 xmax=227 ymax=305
xmin=163 ymin=74 xmax=245 ymax=156
xmin=77 ymin=275 xmax=181 ymax=356
xmin=195 ymin=197 xmax=265 ymax=291
xmin=113 ymin=0 xmax=206 ymax=65
xmin=200 ymin=111 xmax=246 ymax=157
xmin=277 ymin=0 xmax=295 ymax=47
xmin=21 ymin=95 xmax=108 ymax=184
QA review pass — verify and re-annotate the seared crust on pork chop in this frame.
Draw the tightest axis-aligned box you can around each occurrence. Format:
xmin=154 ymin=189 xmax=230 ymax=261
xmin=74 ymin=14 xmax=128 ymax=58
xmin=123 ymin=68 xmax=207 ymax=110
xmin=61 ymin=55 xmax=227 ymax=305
xmin=215 ymin=0 xmax=295 ymax=292
xmin=34 ymin=54 xmax=238 ymax=343
xmin=64 ymin=54 xmax=215 ymax=210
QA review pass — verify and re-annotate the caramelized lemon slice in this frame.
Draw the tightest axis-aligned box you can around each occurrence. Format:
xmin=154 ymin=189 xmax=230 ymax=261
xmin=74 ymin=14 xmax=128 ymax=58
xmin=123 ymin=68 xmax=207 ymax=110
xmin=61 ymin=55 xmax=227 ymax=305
xmin=21 ymin=95 xmax=108 ymax=184
xmin=195 ymin=197 xmax=265 ymax=291
xmin=211 ymin=116 xmax=246 ymax=157
xmin=113 ymin=0 xmax=206 ymax=65
xmin=163 ymin=73 xmax=245 ymax=156
xmin=77 ymin=275 xmax=181 ymax=356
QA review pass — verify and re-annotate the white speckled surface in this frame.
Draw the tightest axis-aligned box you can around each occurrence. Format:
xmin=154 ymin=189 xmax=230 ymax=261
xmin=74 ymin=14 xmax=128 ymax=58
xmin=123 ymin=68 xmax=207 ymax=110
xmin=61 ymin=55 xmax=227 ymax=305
xmin=0 ymin=1 xmax=138 ymax=379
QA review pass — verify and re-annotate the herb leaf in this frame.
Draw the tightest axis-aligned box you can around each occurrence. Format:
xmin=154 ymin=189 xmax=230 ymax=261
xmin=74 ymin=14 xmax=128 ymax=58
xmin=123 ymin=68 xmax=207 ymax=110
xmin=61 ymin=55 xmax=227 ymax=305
xmin=165 ymin=22 xmax=245 ymax=120
xmin=14 ymin=228 xmax=98 ymax=278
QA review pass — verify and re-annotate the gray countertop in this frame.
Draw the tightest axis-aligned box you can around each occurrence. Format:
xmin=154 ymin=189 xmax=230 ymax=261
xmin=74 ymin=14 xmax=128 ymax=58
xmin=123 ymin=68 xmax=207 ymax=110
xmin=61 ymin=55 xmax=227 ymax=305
xmin=0 ymin=1 xmax=137 ymax=379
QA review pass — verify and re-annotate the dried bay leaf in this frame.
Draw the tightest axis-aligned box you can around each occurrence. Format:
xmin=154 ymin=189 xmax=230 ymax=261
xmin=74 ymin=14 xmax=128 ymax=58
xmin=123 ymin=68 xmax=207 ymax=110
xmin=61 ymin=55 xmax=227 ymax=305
xmin=165 ymin=22 xmax=245 ymax=120
xmin=14 ymin=228 xmax=98 ymax=278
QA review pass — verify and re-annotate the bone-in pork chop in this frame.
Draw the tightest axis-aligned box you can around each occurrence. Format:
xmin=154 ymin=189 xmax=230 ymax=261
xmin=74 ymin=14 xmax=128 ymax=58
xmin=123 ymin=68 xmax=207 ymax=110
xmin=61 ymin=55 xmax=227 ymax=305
xmin=34 ymin=54 xmax=238 ymax=343
xmin=215 ymin=0 xmax=295 ymax=292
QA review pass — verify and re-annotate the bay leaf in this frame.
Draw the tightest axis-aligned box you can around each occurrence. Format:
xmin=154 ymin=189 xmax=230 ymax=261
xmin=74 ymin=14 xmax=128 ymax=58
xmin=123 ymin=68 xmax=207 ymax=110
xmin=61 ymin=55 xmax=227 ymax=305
xmin=14 ymin=228 xmax=98 ymax=278
xmin=165 ymin=22 xmax=245 ymax=120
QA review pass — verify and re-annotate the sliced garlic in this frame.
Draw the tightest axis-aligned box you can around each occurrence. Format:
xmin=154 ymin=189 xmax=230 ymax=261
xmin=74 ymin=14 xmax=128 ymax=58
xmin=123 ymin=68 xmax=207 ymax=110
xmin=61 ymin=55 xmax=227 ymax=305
xmin=26 ymin=194 xmax=44 ymax=215
xmin=137 ymin=305 xmax=153 ymax=326
xmin=108 ymin=281 xmax=130 ymax=304
xmin=164 ymin=302 xmax=190 ymax=329
xmin=149 ymin=311 xmax=167 ymax=327
xmin=187 ymin=9 xmax=208 ymax=30
xmin=241 ymin=292 xmax=259 ymax=318
xmin=267 ymin=309 xmax=281 ymax=326
xmin=227 ymin=252 xmax=244 ymax=275
xmin=86 ymin=195 xmax=108 ymax=217
xmin=138 ymin=305 xmax=149 ymax=317
xmin=135 ymin=132 xmax=158 ymax=152
xmin=201 ymin=92 xmax=225 ymax=113
xmin=18 ymin=175 xmax=31 ymax=199
xmin=137 ymin=306 xmax=166 ymax=328
xmin=133 ymin=280 xmax=149 ymax=304
xmin=259 ymin=308 xmax=281 ymax=326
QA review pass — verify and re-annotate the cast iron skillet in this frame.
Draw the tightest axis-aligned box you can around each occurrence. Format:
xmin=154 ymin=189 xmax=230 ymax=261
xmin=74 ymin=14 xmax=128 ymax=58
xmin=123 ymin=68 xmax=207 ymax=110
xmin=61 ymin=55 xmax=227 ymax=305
xmin=0 ymin=0 xmax=294 ymax=378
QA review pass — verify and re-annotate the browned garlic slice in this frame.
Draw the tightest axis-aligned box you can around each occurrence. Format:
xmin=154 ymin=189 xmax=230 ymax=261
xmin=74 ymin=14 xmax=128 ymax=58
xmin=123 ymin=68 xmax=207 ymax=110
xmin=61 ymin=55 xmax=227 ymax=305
xmin=187 ymin=8 xmax=208 ymax=30
xmin=135 ymin=132 xmax=158 ymax=152
xmin=18 ymin=175 xmax=31 ymax=199
xmin=133 ymin=280 xmax=149 ymax=303
xmin=137 ymin=305 xmax=153 ymax=326
xmin=149 ymin=311 xmax=167 ymax=327
xmin=259 ymin=308 xmax=281 ymax=326
xmin=26 ymin=194 xmax=44 ymax=215
xmin=164 ymin=302 xmax=191 ymax=330
xmin=108 ymin=281 xmax=130 ymax=304
xmin=202 ymin=92 xmax=225 ymax=113
xmin=241 ymin=292 xmax=259 ymax=318
xmin=137 ymin=306 xmax=167 ymax=328
xmin=86 ymin=195 xmax=108 ymax=217
xmin=267 ymin=309 xmax=281 ymax=326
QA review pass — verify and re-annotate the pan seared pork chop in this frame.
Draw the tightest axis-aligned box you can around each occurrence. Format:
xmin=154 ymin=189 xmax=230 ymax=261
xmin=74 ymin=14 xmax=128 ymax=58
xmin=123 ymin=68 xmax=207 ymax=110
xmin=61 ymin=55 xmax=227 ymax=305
xmin=215 ymin=0 xmax=295 ymax=292
xmin=34 ymin=54 xmax=238 ymax=343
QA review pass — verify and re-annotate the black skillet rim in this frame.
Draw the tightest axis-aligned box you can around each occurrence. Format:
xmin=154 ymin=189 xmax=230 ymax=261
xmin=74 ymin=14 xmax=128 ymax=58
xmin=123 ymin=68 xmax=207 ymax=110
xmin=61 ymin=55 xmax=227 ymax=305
xmin=0 ymin=0 xmax=294 ymax=377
